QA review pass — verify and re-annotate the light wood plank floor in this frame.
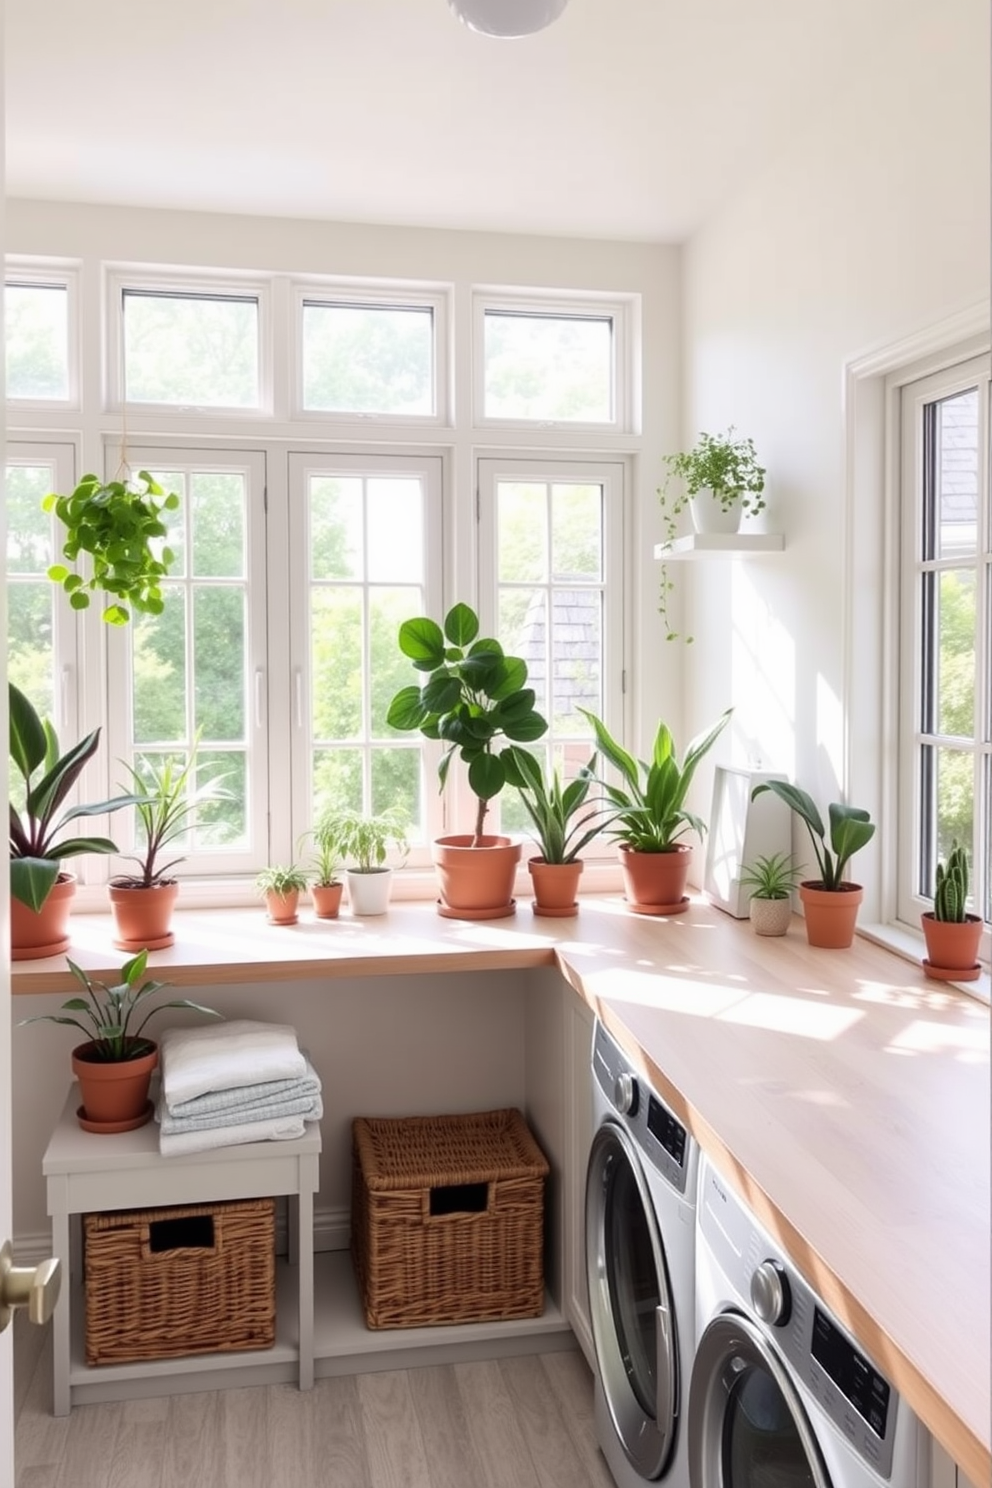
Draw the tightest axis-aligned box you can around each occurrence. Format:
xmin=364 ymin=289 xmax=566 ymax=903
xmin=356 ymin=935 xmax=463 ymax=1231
xmin=13 ymin=1316 xmax=615 ymax=1488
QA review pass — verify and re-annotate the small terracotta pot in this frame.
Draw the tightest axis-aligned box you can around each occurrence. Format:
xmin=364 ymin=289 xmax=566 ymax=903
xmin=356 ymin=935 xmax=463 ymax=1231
xmin=528 ymin=858 xmax=583 ymax=917
xmin=798 ymin=881 xmax=863 ymax=948
xmin=72 ymin=1040 xmax=158 ymax=1130
xmin=748 ymin=896 xmax=793 ymax=937
xmin=618 ymin=844 xmax=691 ymax=914
xmin=265 ymin=888 xmax=300 ymax=925
xmin=311 ymin=882 xmax=344 ymax=919
xmin=920 ymin=913 xmax=983 ymax=975
xmin=432 ymin=836 xmax=521 ymax=919
xmin=109 ymin=881 xmax=179 ymax=950
xmin=10 ymin=872 xmax=77 ymax=961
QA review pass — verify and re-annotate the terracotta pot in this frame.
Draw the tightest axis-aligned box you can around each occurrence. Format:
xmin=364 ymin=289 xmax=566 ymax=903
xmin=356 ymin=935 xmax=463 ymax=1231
xmin=432 ymin=836 xmax=522 ymax=919
xmin=528 ymin=858 xmax=583 ymax=917
xmin=798 ymin=881 xmax=863 ymax=948
xmin=618 ymin=843 xmax=691 ymax=915
xmin=311 ymin=882 xmax=344 ymax=919
xmin=10 ymin=872 xmax=77 ymax=961
xmin=109 ymin=881 xmax=179 ymax=951
xmin=346 ymin=868 xmax=393 ymax=917
xmin=265 ymin=888 xmax=300 ymax=925
xmin=748 ymin=896 xmax=793 ymax=937
xmin=920 ymin=912 xmax=983 ymax=977
xmin=71 ymin=1039 xmax=158 ymax=1131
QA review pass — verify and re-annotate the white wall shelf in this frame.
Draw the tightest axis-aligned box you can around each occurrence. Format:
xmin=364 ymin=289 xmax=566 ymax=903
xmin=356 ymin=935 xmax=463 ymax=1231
xmin=653 ymin=533 xmax=785 ymax=559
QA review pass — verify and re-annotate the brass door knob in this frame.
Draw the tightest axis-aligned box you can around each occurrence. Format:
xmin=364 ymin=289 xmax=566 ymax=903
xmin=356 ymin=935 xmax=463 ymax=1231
xmin=0 ymin=1240 xmax=61 ymax=1332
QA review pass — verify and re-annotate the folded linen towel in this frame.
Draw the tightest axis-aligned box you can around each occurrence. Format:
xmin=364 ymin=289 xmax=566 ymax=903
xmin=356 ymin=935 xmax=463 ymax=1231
xmin=158 ymin=1112 xmax=309 ymax=1158
xmin=165 ymin=1060 xmax=322 ymax=1122
xmin=157 ymin=1067 xmax=323 ymax=1135
xmin=160 ymin=1020 xmax=306 ymax=1111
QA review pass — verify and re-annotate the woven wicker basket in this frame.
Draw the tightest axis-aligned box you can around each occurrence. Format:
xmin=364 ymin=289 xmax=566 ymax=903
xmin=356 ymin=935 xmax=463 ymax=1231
xmin=351 ymin=1108 xmax=549 ymax=1329
xmin=83 ymin=1198 xmax=276 ymax=1365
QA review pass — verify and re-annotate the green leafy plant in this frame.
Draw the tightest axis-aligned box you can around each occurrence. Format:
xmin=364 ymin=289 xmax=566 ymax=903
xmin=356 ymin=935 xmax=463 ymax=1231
xmin=503 ymin=748 xmax=607 ymax=864
xmin=932 ymin=841 xmax=970 ymax=922
xmin=750 ymin=781 xmax=875 ymax=890
xmin=579 ymin=708 xmax=732 ymax=852
xmin=386 ymin=602 xmax=548 ymax=843
xmin=112 ymin=734 xmax=230 ymax=889
xmin=44 ymin=470 xmax=180 ymax=626
xmin=300 ymin=815 xmax=347 ymax=888
xmin=322 ymin=808 xmax=409 ymax=873
xmin=739 ymin=851 xmax=804 ymax=901
xmin=255 ymin=864 xmax=310 ymax=897
xmin=656 ymin=427 xmax=767 ymax=641
xmin=9 ymin=682 xmax=140 ymax=912
xmin=19 ymin=949 xmax=221 ymax=1061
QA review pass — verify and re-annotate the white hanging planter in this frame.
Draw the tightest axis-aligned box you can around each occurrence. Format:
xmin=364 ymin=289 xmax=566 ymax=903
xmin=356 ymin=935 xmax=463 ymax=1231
xmin=689 ymin=489 xmax=744 ymax=535
xmin=345 ymin=867 xmax=393 ymax=916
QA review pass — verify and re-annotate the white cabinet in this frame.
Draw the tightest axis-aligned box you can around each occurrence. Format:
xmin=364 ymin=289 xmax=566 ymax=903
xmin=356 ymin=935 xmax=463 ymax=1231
xmin=562 ymin=990 xmax=595 ymax=1366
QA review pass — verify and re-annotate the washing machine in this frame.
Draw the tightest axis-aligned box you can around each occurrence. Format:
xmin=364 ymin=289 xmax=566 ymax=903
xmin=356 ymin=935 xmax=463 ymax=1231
xmin=689 ymin=1157 xmax=928 ymax=1488
xmin=585 ymin=1018 xmax=699 ymax=1488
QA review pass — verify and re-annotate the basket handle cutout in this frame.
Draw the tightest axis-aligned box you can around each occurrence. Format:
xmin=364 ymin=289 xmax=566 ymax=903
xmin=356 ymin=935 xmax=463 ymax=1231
xmin=146 ymin=1214 xmax=216 ymax=1256
xmin=428 ymin=1182 xmax=489 ymax=1217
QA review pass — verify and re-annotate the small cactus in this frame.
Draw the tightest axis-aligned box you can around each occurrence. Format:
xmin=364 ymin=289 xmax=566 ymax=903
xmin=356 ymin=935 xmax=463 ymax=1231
xmin=933 ymin=842 xmax=969 ymax=922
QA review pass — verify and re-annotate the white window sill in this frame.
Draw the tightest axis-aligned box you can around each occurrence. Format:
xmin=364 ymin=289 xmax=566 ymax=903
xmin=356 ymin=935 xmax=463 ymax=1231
xmin=858 ymin=921 xmax=990 ymax=1005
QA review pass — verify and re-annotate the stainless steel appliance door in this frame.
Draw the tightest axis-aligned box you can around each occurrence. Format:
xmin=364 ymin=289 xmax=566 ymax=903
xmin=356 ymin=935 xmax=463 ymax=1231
xmin=688 ymin=1311 xmax=832 ymax=1488
xmin=586 ymin=1119 xmax=678 ymax=1480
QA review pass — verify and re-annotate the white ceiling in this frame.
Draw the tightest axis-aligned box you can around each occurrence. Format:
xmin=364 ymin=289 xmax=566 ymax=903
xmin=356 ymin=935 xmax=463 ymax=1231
xmin=6 ymin=0 xmax=898 ymax=242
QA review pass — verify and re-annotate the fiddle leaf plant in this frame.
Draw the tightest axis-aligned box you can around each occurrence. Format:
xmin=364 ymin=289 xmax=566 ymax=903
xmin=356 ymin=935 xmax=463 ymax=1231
xmin=386 ymin=602 xmax=548 ymax=843
xmin=43 ymin=470 xmax=180 ymax=626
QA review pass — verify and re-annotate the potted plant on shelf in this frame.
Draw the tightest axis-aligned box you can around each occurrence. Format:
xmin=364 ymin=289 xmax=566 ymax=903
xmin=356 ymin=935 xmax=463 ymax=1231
xmin=738 ymin=851 xmax=803 ymax=937
xmin=386 ymin=602 xmax=548 ymax=919
xmin=580 ymin=707 xmax=732 ymax=915
xmin=656 ymin=427 xmax=767 ymax=641
xmin=750 ymin=781 xmax=875 ymax=948
xmin=9 ymin=682 xmax=140 ymax=961
xmin=302 ymin=814 xmax=347 ymax=920
xmin=920 ymin=842 xmax=983 ymax=981
xmin=43 ymin=468 xmax=180 ymax=626
xmin=503 ymin=747 xmax=607 ymax=916
xmin=19 ymin=949 xmax=221 ymax=1132
xmin=255 ymin=864 xmax=310 ymax=925
xmin=109 ymin=736 xmax=230 ymax=951
xmin=328 ymin=807 xmax=409 ymax=916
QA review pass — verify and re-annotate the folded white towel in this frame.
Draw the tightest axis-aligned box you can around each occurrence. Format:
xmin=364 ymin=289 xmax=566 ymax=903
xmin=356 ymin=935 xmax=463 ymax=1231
xmin=158 ymin=1112 xmax=309 ymax=1158
xmin=160 ymin=1020 xmax=306 ymax=1111
xmin=165 ymin=1059 xmax=322 ymax=1122
xmin=156 ymin=1064 xmax=323 ymax=1135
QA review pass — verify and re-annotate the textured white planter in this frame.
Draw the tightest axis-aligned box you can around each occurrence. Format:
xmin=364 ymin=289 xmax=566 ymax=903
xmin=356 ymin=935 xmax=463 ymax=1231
xmin=748 ymin=896 xmax=792 ymax=937
xmin=346 ymin=868 xmax=393 ymax=916
xmin=690 ymin=489 xmax=744 ymax=535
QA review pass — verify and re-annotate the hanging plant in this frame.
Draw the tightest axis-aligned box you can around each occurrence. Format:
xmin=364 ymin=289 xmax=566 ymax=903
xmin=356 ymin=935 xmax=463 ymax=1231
xmin=43 ymin=469 xmax=180 ymax=626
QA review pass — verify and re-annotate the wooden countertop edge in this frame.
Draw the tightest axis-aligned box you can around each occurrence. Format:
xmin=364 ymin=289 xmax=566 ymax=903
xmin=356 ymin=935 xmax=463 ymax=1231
xmin=10 ymin=900 xmax=990 ymax=1482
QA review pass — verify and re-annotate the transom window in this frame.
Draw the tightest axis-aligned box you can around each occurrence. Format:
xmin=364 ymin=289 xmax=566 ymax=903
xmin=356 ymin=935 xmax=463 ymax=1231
xmin=476 ymin=296 xmax=627 ymax=427
xmin=300 ymin=299 xmax=436 ymax=416
xmin=111 ymin=278 xmax=265 ymax=410
xmin=5 ymin=274 xmax=74 ymax=403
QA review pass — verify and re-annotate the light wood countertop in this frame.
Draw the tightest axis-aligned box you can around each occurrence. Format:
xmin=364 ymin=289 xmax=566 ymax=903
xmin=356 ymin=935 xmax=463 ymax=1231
xmin=12 ymin=895 xmax=990 ymax=1483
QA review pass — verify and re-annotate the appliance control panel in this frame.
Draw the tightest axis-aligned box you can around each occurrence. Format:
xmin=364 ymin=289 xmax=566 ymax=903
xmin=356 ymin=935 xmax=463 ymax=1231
xmin=592 ymin=1020 xmax=691 ymax=1195
xmin=698 ymin=1161 xmax=896 ymax=1478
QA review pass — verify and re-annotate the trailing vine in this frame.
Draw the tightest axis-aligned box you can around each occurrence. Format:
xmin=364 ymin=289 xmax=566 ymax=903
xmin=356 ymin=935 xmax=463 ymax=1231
xmin=44 ymin=469 xmax=180 ymax=626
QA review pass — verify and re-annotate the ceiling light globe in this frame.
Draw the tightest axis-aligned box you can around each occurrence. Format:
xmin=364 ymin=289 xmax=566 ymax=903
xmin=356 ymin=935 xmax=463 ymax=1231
xmin=448 ymin=0 xmax=570 ymax=39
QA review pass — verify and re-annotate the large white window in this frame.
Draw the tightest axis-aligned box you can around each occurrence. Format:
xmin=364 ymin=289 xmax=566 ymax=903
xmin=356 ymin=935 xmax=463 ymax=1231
xmin=6 ymin=261 xmax=633 ymax=895
xmin=898 ymin=355 xmax=991 ymax=950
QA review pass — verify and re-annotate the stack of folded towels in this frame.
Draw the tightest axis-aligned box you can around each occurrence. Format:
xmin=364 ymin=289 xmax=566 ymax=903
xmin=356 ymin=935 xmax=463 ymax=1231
xmin=156 ymin=1020 xmax=323 ymax=1157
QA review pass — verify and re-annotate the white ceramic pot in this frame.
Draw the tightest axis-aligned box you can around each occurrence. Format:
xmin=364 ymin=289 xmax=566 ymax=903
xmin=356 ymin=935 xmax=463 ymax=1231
xmin=748 ymin=896 xmax=792 ymax=937
xmin=346 ymin=867 xmax=393 ymax=916
xmin=689 ymin=489 xmax=743 ymax=535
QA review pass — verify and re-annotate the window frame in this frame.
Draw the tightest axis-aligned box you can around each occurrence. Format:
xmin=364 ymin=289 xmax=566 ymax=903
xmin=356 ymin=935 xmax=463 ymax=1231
xmin=895 ymin=354 xmax=991 ymax=960
xmin=472 ymin=291 xmax=631 ymax=432
xmin=4 ymin=261 xmax=80 ymax=410
xmin=104 ymin=268 xmax=273 ymax=417
xmin=290 ymin=280 xmax=452 ymax=427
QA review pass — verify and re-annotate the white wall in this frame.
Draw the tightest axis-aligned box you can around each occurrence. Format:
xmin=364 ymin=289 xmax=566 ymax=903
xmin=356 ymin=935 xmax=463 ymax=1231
xmin=679 ymin=0 xmax=990 ymax=916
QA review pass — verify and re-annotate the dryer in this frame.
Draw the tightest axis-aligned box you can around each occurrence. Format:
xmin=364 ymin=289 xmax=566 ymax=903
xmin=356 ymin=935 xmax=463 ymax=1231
xmin=690 ymin=1157 xmax=928 ymax=1488
xmin=585 ymin=1019 xmax=699 ymax=1488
